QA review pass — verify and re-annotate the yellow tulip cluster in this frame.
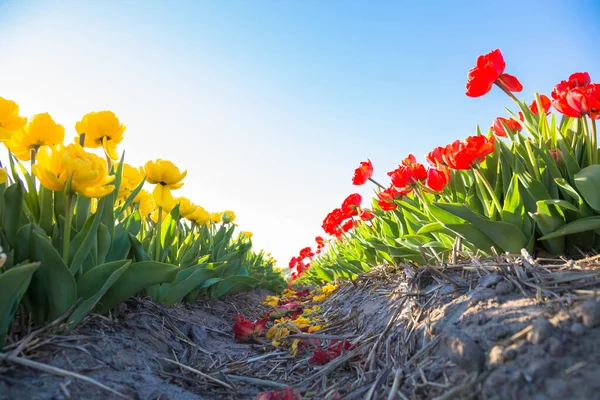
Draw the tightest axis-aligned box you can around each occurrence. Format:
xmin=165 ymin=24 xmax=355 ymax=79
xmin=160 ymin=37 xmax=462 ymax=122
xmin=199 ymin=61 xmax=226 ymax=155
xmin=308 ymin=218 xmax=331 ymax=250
xmin=0 ymin=95 xmax=239 ymax=229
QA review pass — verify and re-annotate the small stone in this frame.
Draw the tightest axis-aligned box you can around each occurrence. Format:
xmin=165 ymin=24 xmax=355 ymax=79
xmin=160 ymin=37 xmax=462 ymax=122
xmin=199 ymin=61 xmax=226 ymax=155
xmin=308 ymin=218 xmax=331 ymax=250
xmin=526 ymin=359 xmax=554 ymax=382
xmin=443 ymin=330 xmax=485 ymax=372
xmin=480 ymin=273 xmax=502 ymax=288
xmin=495 ymin=281 xmax=513 ymax=295
xmin=527 ymin=317 xmax=555 ymax=344
xmin=546 ymin=337 xmax=564 ymax=357
xmin=504 ymin=348 xmax=517 ymax=361
xmin=570 ymin=322 xmax=586 ymax=337
xmin=488 ymin=345 xmax=504 ymax=366
xmin=577 ymin=300 xmax=600 ymax=328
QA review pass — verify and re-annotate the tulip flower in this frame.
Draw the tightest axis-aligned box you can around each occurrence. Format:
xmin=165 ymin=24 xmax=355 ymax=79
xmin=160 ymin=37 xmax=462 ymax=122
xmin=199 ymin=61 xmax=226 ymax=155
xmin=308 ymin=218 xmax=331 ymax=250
xmin=117 ymin=164 xmax=145 ymax=202
xmin=257 ymin=387 xmax=301 ymax=400
xmin=32 ymin=144 xmax=115 ymax=198
xmin=75 ymin=111 xmax=125 ymax=160
xmin=132 ymin=189 xmax=156 ymax=219
xmin=210 ymin=212 xmax=222 ymax=224
xmin=341 ymin=193 xmax=362 ymax=216
xmin=0 ymin=96 xmax=27 ymax=142
xmin=352 ymin=159 xmax=373 ymax=185
xmin=144 ymin=159 xmax=187 ymax=209
xmin=222 ymin=210 xmax=236 ymax=224
xmin=443 ymin=135 xmax=495 ymax=170
xmin=175 ymin=197 xmax=198 ymax=220
xmin=426 ymin=167 xmax=450 ymax=192
xmin=426 ymin=146 xmax=448 ymax=167
xmin=232 ymin=314 xmax=267 ymax=342
xmin=6 ymin=113 xmax=64 ymax=162
xmin=491 ymin=117 xmax=522 ymax=138
xmin=465 ymin=49 xmax=522 ymax=99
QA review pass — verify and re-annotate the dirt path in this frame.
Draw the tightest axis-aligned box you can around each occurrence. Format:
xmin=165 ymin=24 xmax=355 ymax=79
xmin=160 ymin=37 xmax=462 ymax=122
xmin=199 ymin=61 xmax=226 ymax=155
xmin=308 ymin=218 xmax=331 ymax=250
xmin=2 ymin=256 xmax=600 ymax=399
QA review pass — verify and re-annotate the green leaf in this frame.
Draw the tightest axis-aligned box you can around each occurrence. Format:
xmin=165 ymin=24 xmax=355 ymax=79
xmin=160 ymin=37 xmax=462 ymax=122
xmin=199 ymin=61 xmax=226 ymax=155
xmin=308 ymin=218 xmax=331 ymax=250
xmin=0 ymin=262 xmax=40 ymax=347
xmin=95 ymin=261 xmax=179 ymax=314
xmin=502 ymin=174 xmax=525 ymax=230
xmin=68 ymin=205 xmax=104 ymax=276
xmin=435 ymin=203 xmax=528 ymax=253
xmin=212 ymin=276 xmax=258 ymax=298
xmin=530 ymin=202 xmax=565 ymax=254
xmin=31 ymin=231 xmax=77 ymax=321
xmin=158 ymin=267 xmax=216 ymax=306
xmin=538 ymin=217 xmax=600 ymax=241
xmin=38 ymin=187 xmax=54 ymax=236
xmin=2 ymin=182 xmax=25 ymax=248
xmin=68 ymin=260 xmax=132 ymax=328
xmin=574 ymin=165 xmax=600 ymax=213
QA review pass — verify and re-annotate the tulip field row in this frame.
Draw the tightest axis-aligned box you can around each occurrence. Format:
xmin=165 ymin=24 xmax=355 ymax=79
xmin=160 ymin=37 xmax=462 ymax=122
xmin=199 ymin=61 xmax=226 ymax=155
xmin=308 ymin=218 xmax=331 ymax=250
xmin=0 ymin=107 xmax=286 ymax=348
xmin=288 ymin=49 xmax=600 ymax=285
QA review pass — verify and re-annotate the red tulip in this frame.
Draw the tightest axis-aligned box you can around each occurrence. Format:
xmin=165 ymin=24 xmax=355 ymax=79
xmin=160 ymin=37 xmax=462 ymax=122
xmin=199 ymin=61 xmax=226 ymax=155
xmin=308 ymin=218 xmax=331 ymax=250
xmin=232 ymin=314 xmax=267 ymax=342
xmin=322 ymin=208 xmax=345 ymax=235
xmin=444 ymin=135 xmax=495 ymax=170
xmin=360 ymin=209 xmax=375 ymax=221
xmin=341 ymin=219 xmax=354 ymax=232
xmin=341 ymin=193 xmax=362 ymax=216
xmin=466 ymin=49 xmax=523 ymax=97
xmin=387 ymin=160 xmax=427 ymax=189
xmin=586 ymin=83 xmax=600 ymax=119
xmin=288 ymin=256 xmax=298 ymax=269
xmin=308 ymin=340 xmax=355 ymax=366
xmin=551 ymin=72 xmax=592 ymax=118
xmin=376 ymin=186 xmax=409 ymax=211
xmin=426 ymin=167 xmax=450 ymax=192
xmin=491 ymin=117 xmax=522 ymax=137
xmin=426 ymin=146 xmax=448 ymax=167
xmin=352 ymin=159 xmax=373 ymax=185
xmin=299 ymin=247 xmax=314 ymax=259
xmin=258 ymin=387 xmax=302 ymax=400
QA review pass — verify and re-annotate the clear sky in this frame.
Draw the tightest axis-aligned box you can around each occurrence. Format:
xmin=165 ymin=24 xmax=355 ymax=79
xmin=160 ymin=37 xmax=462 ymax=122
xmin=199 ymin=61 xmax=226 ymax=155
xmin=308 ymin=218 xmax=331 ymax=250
xmin=1 ymin=0 xmax=599 ymax=266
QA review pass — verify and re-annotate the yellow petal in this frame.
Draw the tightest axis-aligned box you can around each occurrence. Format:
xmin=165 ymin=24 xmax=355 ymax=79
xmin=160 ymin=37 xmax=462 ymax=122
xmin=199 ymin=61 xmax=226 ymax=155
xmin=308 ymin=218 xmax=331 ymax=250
xmin=152 ymin=185 xmax=174 ymax=209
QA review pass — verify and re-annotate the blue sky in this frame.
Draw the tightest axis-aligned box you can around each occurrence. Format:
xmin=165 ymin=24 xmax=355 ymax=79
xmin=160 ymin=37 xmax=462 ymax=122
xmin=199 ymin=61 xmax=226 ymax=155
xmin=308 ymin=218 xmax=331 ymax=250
xmin=1 ymin=0 xmax=599 ymax=266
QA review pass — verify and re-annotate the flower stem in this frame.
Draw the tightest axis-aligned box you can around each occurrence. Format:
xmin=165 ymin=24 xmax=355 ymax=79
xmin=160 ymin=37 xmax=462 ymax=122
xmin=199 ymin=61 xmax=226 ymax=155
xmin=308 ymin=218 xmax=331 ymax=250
xmin=62 ymin=194 xmax=74 ymax=264
xmin=582 ymin=117 xmax=593 ymax=166
xmin=495 ymin=82 xmax=520 ymax=105
xmin=591 ymin=118 xmax=598 ymax=164
xmin=473 ymin=166 xmax=503 ymax=216
xmin=368 ymin=177 xmax=386 ymax=190
xmin=30 ymin=149 xmax=37 ymax=188
xmin=155 ymin=207 xmax=163 ymax=262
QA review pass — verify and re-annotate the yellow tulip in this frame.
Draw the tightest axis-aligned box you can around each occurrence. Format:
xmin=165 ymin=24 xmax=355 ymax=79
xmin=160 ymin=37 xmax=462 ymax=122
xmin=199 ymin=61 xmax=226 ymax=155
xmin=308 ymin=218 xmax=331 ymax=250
xmin=133 ymin=189 xmax=156 ymax=218
xmin=222 ymin=210 xmax=236 ymax=224
xmin=0 ymin=167 xmax=7 ymax=184
xmin=0 ymin=96 xmax=27 ymax=142
xmin=75 ymin=111 xmax=125 ymax=160
xmin=6 ymin=113 xmax=64 ymax=161
xmin=192 ymin=207 xmax=211 ymax=226
xmin=32 ymin=144 xmax=115 ymax=198
xmin=144 ymin=159 xmax=186 ymax=209
xmin=175 ymin=197 xmax=197 ymax=219
xmin=210 ymin=212 xmax=222 ymax=224
xmin=240 ymin=231 xmax=253 ymax=239
xmin=118 ymin=164 xmax=145 ymax=201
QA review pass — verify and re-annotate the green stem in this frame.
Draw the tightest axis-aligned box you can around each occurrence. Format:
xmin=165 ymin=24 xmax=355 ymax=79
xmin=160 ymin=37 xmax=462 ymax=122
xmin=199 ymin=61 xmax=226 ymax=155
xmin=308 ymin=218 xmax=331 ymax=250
xmin=591 ymin=118 xmax=598 ymax=164
xmin=473 ymin=167 xmax=502 ymax=216
xmin=30 ymin=149 xmax=37 ymax=188
xmin=62 ymin=194 xmax=74 ymax=264
xmin=582 ymin=117 xmax=593 ymax=166
xmin=524 ymin=140 xmax=542 ymax=182
xmin=155 ymin=207 xmax=163 ymax=262
xmin=495 ymin=82 xmax=520 ymax=105
xmin=368 ymin=177 xmax=386 ymax=190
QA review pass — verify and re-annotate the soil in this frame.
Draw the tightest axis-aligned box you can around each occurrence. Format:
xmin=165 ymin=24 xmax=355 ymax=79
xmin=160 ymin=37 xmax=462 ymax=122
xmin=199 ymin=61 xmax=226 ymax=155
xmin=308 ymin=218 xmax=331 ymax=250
xmin=2 ymin=255 xmax=600 ymax=400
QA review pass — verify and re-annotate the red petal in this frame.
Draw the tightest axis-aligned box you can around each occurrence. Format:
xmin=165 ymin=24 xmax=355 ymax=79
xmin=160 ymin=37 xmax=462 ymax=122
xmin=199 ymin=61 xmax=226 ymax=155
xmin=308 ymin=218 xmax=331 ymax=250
xmin=498 ymin=73 xmax=523 ymax=92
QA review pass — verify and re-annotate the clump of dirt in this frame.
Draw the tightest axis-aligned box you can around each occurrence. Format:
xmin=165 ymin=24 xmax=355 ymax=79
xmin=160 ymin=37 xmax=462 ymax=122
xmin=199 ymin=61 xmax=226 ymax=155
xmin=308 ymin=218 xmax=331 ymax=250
xmin=2 ymin=254 xmax=600 ymax=400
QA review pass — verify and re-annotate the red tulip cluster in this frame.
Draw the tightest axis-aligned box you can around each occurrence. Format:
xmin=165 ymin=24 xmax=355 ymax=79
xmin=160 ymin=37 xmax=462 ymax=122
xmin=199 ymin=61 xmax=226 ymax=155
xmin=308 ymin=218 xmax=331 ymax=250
xmin=551 ymin=72 xmax=600 ymax=119
xmin=288 ymin=247 xmax=314 ymax=282
xmin=492 ymin=95 xmax=551 ymax=137
xmin=232 ymin=314 xmax=268 ymax=342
